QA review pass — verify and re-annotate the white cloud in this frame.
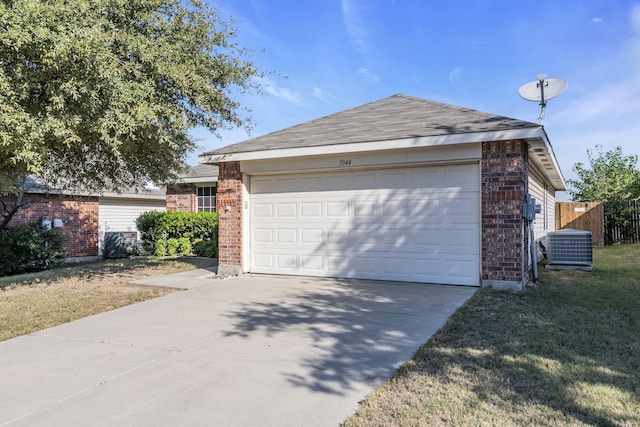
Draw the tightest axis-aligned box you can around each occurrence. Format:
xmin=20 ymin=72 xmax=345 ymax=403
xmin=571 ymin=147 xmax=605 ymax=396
xmin=448 ymin=66 xmax=463 ymax=90
xmin=253 ymin=76 xmax=304 ymax=105
xmin=312 ymin=86 xmax=342 ymax=107
xmin=357 ymin=67 xmax=380 ymax=82
xmin=342 ymin=0 xmax=369 ymax=53
xmin=592 ymin=17 xmax=603 ymax=23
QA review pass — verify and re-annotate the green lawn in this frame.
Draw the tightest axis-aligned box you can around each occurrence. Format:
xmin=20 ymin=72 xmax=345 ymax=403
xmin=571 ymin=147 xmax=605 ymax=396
xmin=344 ymin=243 xmax=640 ymax=427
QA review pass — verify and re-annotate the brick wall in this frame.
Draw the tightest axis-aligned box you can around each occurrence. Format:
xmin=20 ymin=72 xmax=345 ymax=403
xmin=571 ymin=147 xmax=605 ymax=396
xmin=166 ymin=183 xmax=196 ymax=212
xmin=481 ymin=140 xmax=528 ymax=289
xmin=216 ymin=161 xmax=243 ymax=275
xmin=6 ymin=193 xmax=99 ymax=259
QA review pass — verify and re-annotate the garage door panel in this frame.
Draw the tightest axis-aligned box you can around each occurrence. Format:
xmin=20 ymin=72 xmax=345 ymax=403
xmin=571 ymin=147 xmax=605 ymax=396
xmin=353 ymin=172 xmax=377 ymax=189
xmin=249 ymin=165 xmax=480 ymax=286
xmin=353 ymin=201 xmax=377 ymax=217
xmin=253 ymin=203 xmax=274 ymax=218
xmin=442 ymin=257 xmax=478 ymax=284
xmin=325 ymin=174 xmax=353 ymax=190
xmin=276 ymin=229 xmax=297 ymax=243
xmin=301 ymin=228 xmax=323 ymax=244
xmin=253 ymin=253 xmax=274 ymax=268
xmin=380 ymin=171 xmax=408 ymax=188
xmin=301 ymin=255 xmax=323 ymax=271
xmin=276 ymin=254 xmax=297 ymax=270
xmin=410 ymin=169 xmax=441 ymax=187
xmin=276 ymin=203 xmax=297 ymax=218
xmin=444 ymin=166 xmax=479 ymax=189
xmin=352 ymin=254 xmax=380 ymax=274
xmin=381 ymin=200 xmax=412 ymax=219
xmin=380 ymin=257 xmax=410 ymax=276
xmin=327 ymin=202 xmax=349 ymax=217
xmin=327 ymin=255 xmax=349 ymax=273
xmin=301 ymin=202 xmax=322 ymax=217
xmin=253 ymin=228 xmax=274 ymax=243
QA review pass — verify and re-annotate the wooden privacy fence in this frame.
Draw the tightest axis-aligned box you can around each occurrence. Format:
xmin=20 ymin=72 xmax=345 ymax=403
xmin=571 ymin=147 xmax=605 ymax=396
xmin=556 ymin=202 xmax=604 ymax=246
xmin=604 ymin=200 xmax=640 ymax=244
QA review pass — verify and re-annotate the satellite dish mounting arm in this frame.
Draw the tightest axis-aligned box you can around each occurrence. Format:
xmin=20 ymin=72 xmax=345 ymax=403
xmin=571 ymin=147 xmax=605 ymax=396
xmin=536 ymin=73 xmax=548 ymax=123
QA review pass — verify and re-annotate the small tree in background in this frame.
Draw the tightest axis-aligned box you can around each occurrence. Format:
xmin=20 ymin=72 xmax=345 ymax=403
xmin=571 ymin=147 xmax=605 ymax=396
xmin=568 ymin=145 xmax=640 ymax=242
xmin=568 ymin=146 xmax=640 ymax=203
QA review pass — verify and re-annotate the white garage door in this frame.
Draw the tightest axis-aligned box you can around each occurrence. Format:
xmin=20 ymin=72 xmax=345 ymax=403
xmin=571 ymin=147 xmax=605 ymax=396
xmin=98 ymin=198 xmax=166 ymax=256
xmin=249 ymin=164 xmax=480 ymax=286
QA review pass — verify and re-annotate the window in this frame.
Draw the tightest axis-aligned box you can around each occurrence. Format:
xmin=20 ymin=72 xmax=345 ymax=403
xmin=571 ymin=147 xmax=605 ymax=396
xmin=197 ymin=186 xmax=217 ymax=212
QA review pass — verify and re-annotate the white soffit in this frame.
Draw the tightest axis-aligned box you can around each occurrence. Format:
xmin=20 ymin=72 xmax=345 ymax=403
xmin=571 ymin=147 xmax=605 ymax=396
xmin=526 ymin=130 xmax=566 ymax=191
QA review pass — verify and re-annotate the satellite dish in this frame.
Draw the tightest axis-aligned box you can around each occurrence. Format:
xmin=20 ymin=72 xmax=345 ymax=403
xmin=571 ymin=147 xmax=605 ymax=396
xmin=518 ymin=73 xmax=567 ymax=123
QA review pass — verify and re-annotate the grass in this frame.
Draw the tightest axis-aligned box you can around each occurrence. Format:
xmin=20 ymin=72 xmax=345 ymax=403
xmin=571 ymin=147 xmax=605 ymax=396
xmin=344 ymin=243 xmax=640 ymax=427
xmin=0 ymin=257 xmax=216 ymax=341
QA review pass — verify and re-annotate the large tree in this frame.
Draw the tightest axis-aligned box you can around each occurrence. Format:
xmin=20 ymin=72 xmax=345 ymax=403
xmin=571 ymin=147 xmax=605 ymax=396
xmin=0 ymin=0 xmax=263 ymax=227
xmin=567 ymin=145 xmax=640 ymax=203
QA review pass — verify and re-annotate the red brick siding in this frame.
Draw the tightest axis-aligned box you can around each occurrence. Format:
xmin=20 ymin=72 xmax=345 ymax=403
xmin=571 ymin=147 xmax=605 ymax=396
xmin=166 ymin=183 xmax=196 ymax=212
xmin=6 ymin=194 xmax=99 ymax=259
xmin=481 ymin=140 xmax=528 ymax=284
xmin=216 ymin=162 xmax=243 ymax=269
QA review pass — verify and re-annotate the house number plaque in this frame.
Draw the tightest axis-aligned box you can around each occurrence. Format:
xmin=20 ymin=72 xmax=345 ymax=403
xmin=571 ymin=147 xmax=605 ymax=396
xmin=338 ymin=159 xmax=352 ymax=166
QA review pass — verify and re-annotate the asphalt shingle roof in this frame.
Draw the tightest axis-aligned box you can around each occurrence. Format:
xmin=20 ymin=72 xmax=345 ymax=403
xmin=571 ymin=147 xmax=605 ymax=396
xmin=178 ymin=164 xmax=219 ymax=179
xmin=203 ymin=94 xmax=539 ymax=156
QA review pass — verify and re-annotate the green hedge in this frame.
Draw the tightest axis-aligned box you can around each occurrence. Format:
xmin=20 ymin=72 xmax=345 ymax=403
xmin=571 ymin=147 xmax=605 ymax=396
xmin=136 ymin=211 xmax=218 ymax=257
xmin=0 ymin=220 xmax=64 ymax=277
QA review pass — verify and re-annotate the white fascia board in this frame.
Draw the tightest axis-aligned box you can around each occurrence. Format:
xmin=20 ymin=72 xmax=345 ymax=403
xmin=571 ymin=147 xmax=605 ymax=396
xmin=98 ymin=192 xmax=166 ymax=200
xmin=198 ymin=127 xmax=545 ymax=164
xmin=176 ymin=177 xmax=218 ymax=184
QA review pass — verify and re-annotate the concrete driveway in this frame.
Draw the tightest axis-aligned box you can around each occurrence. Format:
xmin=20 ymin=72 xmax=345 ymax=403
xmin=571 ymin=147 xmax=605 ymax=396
xmin=0 ymin=272 xmax=476 ymax=426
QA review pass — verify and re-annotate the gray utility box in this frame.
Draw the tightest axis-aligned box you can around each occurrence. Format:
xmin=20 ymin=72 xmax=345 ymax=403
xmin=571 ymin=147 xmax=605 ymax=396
xmin=546 ymin=229 xmax=593 ymax=271
xmin=104 ymin=231 xmax=137 ymax=259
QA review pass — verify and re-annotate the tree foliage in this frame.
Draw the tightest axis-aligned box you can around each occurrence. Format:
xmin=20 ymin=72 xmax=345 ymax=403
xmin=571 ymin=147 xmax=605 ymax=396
xmin=567 ymin=146 xmax=640 ymax=203
xmin=0 ymin=0 xmax=262 ymax=197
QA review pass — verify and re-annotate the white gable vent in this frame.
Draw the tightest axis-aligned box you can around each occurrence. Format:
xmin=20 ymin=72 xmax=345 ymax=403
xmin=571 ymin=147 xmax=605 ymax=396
xmin=546 ymin=229 xmax=593 ymax=271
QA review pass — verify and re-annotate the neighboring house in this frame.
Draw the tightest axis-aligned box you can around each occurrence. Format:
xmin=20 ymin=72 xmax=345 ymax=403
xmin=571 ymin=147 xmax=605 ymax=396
xmin=5 ymin=180 xmax=165 ymax=261
xmin=197 ymin=94 xmax=565 ymax=290
xmin=166 ymin=164 xmax=219 ymax=212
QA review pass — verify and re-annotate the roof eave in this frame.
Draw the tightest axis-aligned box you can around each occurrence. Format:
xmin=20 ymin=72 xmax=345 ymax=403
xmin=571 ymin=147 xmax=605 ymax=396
xmin=176 ymin=176 xmax=219 ymax=184
xmin=525 ymin=128 xmax=567 ymax=191
xmin=199 ymin=126 xmax=566 ymax=192
xmin=198 ymin=127 xmax=543 ymax=164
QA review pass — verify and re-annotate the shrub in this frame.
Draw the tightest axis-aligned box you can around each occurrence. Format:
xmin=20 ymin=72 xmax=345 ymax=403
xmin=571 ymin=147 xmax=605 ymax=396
xmin=193 ymin=239 xmax=217 ymax=258
xmin=166 ymin=238 xmax=179 ymax=256
xmin=177 ymin=237 xmax=192 ymax=255
xmin=0 ymin=220 xmax=64 ymax=277
xmin=135 ymin=210 xmax=165 ymax=253
xmin=136 ymin=211 xmax=218 ymax=257
xmin=154 ymin=238 xmax=167 ymax=257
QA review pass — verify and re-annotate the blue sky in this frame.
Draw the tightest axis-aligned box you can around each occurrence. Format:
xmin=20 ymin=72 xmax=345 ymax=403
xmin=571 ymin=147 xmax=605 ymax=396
xmin=191 ymin=0 xmax=640 ymax=200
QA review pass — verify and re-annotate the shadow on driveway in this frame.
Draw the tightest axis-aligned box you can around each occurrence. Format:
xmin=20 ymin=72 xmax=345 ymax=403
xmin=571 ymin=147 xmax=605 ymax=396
xmin=221 ymin=275 xmax=477 ymax=396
